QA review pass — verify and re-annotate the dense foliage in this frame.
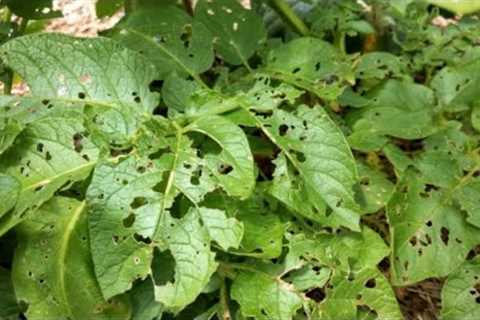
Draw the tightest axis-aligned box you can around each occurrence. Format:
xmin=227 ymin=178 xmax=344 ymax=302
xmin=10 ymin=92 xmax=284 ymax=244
xmin=1 ymin=0 xmax=480 ymax=319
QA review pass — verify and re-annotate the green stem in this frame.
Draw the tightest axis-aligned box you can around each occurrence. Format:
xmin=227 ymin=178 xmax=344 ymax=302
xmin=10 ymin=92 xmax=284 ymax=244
xmin=334 ymin=31 xmax=346 ymax=55
xmin=219 ymin=277 xmax=232 ymax=320
xmin=267 ymin=0 xmax=309 ymax=36
xmin=18 ymin=18 xmax=28 ymax=35
xmin=124 ymin=0 xmax=138 ymax=15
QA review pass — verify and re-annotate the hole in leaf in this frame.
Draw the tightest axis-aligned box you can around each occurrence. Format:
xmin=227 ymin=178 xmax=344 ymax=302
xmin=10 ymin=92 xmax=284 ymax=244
xmin=306 ymin=288 xmax=326 ymax=302
xmin=122 ymin=213 xmax=136 ymax=228
xmin=441 ymin=227 xmax=450 ymax=245
xmin=130 ymin=197 xmax=147 ymax=209
xmin=365 ymin=278 xmax=376 ymax=288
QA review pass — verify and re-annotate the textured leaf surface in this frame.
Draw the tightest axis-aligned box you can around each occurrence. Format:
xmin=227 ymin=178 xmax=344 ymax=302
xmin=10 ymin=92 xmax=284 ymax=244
xmin=231 ymin=271 xmax=303 ymax=320
xmin=387 ymin=170 xmax=480 ymax=285
xmin=0 ymin=33 xmax=160 ymax=142
xmin=0 ymin=174 xmax=20 ymax=219
xmin=155 ymin=209 xmax=218 ymax=312
xmin=110 ymin=4 xmax=214 ymax=80
xmin=196 ymin=0 xmax=266 ymax=66
xmin=13 ymin=197 xmax=131 ymax=319
xmin=265 ymin=37 xmax=352 ymax=100
xmin=0 ymin=119 xmax=23 ymax=155
xmin=259 ymin=105 xmax=361 ymax=230
xmin=197 ymin=207 xmax=243 ymax=250
xmin=441 ymin=258 xmax=480 ymax=320
xmin=0 ymin=112 xmax=98 ymax=235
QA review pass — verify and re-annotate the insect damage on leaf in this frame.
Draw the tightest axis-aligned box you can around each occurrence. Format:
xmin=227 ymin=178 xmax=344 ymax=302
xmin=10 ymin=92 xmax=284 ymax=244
xmin=1 ymin=1 xmax=480 ymax=319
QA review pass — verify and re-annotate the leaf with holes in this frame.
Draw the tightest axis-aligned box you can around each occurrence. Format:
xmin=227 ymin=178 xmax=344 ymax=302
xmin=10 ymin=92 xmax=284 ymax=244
xmin=387 ymin=170 xmax=480 ymax=285
xmin=0 ymin=33 xmax=160 ymax=144
xmin=265 ymin=37 xmax=353 ymax=100
xmin=109 ymin=3 xmax=214 ymax=82
xmin=0 ymin=111 xmax=98 ymax=236
xmin=12 ymin=197 xmax=131 ymax=319
xmin=196 ymin=0 xmax=266 ymax=66
xmin=441 ymin=258 xmax=480 ymax=320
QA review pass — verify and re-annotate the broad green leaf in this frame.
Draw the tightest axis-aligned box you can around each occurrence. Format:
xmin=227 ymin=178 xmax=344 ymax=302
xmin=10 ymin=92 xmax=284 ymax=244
xmin=231 ymin=271 xmax=303 ymax=320
xmin=0 ymin=119 xmax=23 ymax=155
xmin=387 ymin=170 xmax=480 ymax=285
xmin=265 ymin=37 xmax=352 ymax=100
xmin=96 ymin=0 xmax=124 ymax=17
xmin=441 ymin=258 xmax=480 ymax=320
xmin=347 ymin=80 xmax=436 ymax=149
xmin=427 ymin=0 xmax=480 ymax=15
xmin=0 ymin=267 xmax=19 ymax=319
xmin=109 ymin=4 xmax=214 ymax=81
xmin=0 ymin=111 xmax=98 ymax=235
xmin=13 ymin=197 xmax=131 ymax=319
xmin=432 ymin=59 xmax=480 ymax=112
xmin=259 ymin=105 xmax=361 ymax=230
xmin=283 ymin=266 xmax=331 ymax=291
xmin=196 ymin=0 xmax=266 ymax=66
xmin=87 ymin=156 xmax=165 ymax=299
xmin=4 ymin=0 xmax=61 ymax=19
xmin=472 ymin=105 xmax=480 ymax=132
xmin=285 ymin=227 xmax=389 ymax=272
xmin=197 ymin=207 xmax=243 ymax=250
xmin=155 ymin=209 xmax=218 ymax=313
xmin=355 ymin=52 xmax=407 ymax=81
xmin=0 ymin=174 xmax=20 ymax=219
xmin=162 ymin=73 xmax=199 ymax=112
xmin=0 ymin=33 xmax=160 ymax=143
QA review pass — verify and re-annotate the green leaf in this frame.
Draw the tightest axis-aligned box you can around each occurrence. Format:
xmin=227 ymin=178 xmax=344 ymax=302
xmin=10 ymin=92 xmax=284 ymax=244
xmin=441 ymin=258 xmax=480 ymax=320
xmin=316 ymin=268 xmax=403 ymax=320
xmin=12 ymin=197 xmax=131 ymax=319
xmin=231 ymin=271 xmax=303 ymax=320
xmin=96 ymin=0 xmax=124 ymax=17
xmin=4 ymin=0 xmax=61 ymax=19
xmin=237 ymin=209 xmax=285 ymax=259
xmin=109 ymin=4 xmax=214 ymax=81
xmin=387 ymin=170 xmax=480 ymax=285
xmin=432 ymin=59 xmax=480 ymax=112
xmin=0 ymin=33 xmax=160 ymax=143
xmin=260 ymin=105 xmax=361 ymax=230
xmin=0 ymin=112 xmax=98 ymax=236
xmin=265 ymin=37 xmax=352 ymax=100
xmin=0 ymin=119 xmax=23 ymax=155
xmin=186 ymin=114 xmax=255 ymax=199
xmin=0 ymin=267 xmax=20 ymax=318
xmin=197 ymin=207 xmax=243 ymax=251
xmin=130 ymin=279 xmax=163 ymax=320
xmin=347 ymin=80 xmax=437 ymax=149
xmin=196 ymin=0 xmax=266 ymax=66
xmin=357 ymin=161 xmax=395 ymax=214
xmin=427 ymin=0 xmax=480 ymax=15
xmin=87 ymin=156 xmax=164 ymax=299
xmin=155 ymin=209 xmax=218 ymax=313
xmin=0 ymin=174 xmax=20 ymax=219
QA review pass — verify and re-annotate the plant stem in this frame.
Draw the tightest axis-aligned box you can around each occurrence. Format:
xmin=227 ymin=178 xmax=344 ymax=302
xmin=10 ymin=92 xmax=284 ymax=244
xmin=334 ymin=31 xmax=346 ymax=55
xmin=219 ymin=277 xmax=232 ymax=320
xmin=267 ymin=0 xmax=309 ymax=36
xmin=183 ymin=0 xmax=194 ymax=16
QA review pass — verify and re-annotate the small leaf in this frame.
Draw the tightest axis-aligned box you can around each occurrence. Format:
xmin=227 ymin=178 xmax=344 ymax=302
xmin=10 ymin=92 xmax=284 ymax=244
xmin=197 ymin=207 xmax=243 ymax=251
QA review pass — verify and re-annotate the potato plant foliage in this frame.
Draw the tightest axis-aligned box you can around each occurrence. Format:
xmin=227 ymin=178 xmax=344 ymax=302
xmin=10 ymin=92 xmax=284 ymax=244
xmin=1 ymin=0 xmax=480 ymax=319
